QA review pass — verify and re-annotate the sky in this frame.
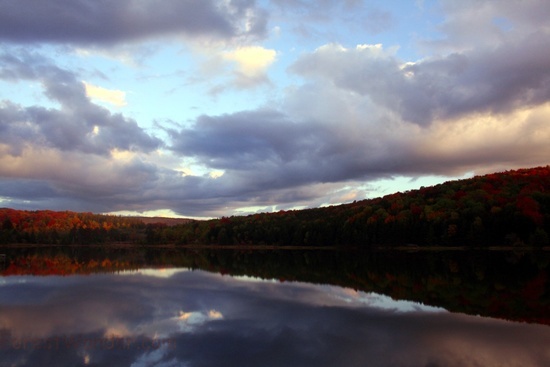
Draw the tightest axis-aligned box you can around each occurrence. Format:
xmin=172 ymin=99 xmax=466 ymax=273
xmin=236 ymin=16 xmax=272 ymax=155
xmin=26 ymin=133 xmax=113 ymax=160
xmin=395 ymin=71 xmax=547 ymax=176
xmin=0 ymin=0 xmax=549 ymax=218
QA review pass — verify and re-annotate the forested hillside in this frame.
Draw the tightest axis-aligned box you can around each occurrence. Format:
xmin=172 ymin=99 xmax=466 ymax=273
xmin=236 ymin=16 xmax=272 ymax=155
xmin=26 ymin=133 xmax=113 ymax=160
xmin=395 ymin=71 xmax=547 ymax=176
xmin=1 ymin=166 xmax=549 ymax=247
xmin=0 ymin=210 xmax=145 ymax=244
xmin=153 ymin=166 xmax=550 ymax=248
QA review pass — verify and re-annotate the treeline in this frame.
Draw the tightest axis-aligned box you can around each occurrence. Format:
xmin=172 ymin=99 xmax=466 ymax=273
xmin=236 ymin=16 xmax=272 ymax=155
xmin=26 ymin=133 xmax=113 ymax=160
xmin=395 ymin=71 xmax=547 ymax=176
xmin=148 ymin=166 xmax=550 ymax=247
xmin=0 ymin=209 xmax=145 ymax=244
xmin=1 ymin=166 xmax=550 ymax=247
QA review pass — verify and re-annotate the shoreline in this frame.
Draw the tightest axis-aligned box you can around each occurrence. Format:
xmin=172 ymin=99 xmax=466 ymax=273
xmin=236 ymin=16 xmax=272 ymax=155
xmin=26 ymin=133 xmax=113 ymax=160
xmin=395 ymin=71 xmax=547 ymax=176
xmin=0 ymin=242 xmax=549 ymax=251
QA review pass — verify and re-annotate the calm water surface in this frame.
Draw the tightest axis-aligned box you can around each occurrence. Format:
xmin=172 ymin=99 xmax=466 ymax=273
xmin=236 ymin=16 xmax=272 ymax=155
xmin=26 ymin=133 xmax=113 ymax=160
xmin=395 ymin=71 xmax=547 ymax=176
xmin=1 ymin=264 xmax=549 ymax=367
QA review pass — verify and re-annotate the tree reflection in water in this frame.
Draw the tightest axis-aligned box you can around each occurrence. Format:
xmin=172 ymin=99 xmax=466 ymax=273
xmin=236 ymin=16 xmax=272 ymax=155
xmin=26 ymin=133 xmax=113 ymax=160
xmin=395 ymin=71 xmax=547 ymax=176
xmin=0 ymin=264 xmax=549 ymax=367
xmin=1 ymin=246 xmax=550 ymax=366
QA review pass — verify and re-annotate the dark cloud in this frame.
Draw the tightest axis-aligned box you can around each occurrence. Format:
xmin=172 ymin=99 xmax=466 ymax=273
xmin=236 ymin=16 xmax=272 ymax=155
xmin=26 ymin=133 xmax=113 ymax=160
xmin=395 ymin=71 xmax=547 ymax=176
xmin=0 ymin=0 xmax=268 ymax=45
xmin=166 ymin=108 xmax=411 ymax=192
xmin=1 ymin=271 xmax=549 ymax=367
xmin=0 ymin=180 xmax=58 ymax=203
xmin=0 ymin=51 xmax=162 ymax=156
xmin=167 ymin=110 xmax=328 ymax=169
xmin=407 ymin=32 xmax=550 ymax=120
xmin=0 ymin=153 xmax=170 ymax=214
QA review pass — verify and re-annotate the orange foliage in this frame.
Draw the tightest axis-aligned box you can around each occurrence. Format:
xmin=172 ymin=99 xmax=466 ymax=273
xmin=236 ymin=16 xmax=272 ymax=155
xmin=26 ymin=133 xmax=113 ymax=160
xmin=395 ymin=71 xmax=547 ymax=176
xmin=0 ymin=209 xmax=144 ymax=244
xmin=1 ymin=254 xmax=134 ymax=276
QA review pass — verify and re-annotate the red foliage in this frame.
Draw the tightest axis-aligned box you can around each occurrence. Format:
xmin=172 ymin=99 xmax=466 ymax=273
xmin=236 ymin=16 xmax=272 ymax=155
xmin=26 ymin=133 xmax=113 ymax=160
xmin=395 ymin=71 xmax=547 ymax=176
xmin=516 ymin=196 xmax=543 ymax=225
xmin=0 ymin=209 xmax=143 ymax=238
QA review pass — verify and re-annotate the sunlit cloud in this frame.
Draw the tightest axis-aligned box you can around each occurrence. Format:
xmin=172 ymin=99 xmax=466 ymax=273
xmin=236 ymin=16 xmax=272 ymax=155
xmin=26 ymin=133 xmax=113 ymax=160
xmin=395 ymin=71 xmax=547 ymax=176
xmin=106 ymin=209 xmax=192 ymax=219
xmin=336 ymin=288 xmax=445 ymax=312
xmin=209 ymin=170 xmax=225 ymax=179
xmin=223 ymin=46 xmax=277 ymax=77
xmin=177 ymin=309 xmax=224 ymax=323
xmin=117 ymin=268 xmax=192 ymax=278
xmin=103 ymin=325 xmax=131 ymax=338
xmin=110 ymin=148 xmax=137 ymax=161
xmin=91 ymin=125 xmax=100 ymax=136
xmin=176 ymin=309 xmax=224 ymax=332
xmin=414 ymin=104 xmax=550 ymax=174
xmin=84 ymin=82 xmax=127 ymax=107
xmin=208 ymin=310 xmax=223 ymax=319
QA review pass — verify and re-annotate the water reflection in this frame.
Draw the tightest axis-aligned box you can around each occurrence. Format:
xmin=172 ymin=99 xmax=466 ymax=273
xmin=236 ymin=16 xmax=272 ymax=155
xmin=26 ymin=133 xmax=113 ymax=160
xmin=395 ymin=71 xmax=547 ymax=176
xmin=2 ymin=247 xmax=549 ymax=326
xmin=1 ymin=269 xmax=549 ymax=367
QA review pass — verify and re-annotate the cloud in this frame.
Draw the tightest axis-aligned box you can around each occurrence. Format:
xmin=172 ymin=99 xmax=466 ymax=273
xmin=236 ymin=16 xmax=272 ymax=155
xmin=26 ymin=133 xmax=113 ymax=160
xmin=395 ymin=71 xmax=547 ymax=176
xmin=224 ymin=46 xmax=276 ymax=76
xmin=0 ymin=51 xmax=162 ymax=156
xmin=84 ymin=82 xmax=127 ymax=107
xmin=0 ymin=0 xmax=268 ymax=45
xmin=0 ymin=146 xmax=164 ymax=212
xmin=2 ymin=31 xmax=550 ymax=217
xmin=290 ymin=31 xmax=550 ymax=124
xmin=223 ymin=46 xmax=277 ymax=87
xmin=194 ymin=45 xmax=278 ymax=93
xmin=167 ymin=110 xmax=325 ymax=170
xmin=159 ymin=30 xmax=550 ymax=214
xmin=425 ymin=0 xmax=550 ymax=53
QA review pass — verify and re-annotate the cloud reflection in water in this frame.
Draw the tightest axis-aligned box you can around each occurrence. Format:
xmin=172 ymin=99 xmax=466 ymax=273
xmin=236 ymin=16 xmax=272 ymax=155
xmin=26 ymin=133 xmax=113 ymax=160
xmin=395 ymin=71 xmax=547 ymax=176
xmin=0 ymin=269 xmax=549 ymax=367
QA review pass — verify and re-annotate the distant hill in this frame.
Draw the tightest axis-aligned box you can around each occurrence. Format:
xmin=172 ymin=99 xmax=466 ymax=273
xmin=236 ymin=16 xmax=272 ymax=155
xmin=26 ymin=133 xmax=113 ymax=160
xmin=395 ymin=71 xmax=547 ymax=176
xmin=146 ymin=165 xmax=550 ymax=248
xmin=1 ymin=166 xmax=549 ymax=247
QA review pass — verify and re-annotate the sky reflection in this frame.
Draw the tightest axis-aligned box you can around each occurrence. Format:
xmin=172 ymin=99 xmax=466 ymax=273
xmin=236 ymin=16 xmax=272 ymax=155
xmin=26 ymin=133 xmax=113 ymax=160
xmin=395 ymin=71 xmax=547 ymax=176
xmin=1 ymin=269 xmax=549 ymax=367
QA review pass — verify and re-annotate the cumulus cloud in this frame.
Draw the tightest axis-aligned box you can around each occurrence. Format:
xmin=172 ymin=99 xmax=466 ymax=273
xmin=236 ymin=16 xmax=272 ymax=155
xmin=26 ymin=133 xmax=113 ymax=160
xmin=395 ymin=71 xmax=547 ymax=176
xmin=0 ymin=51 xmax=162 ymax=156
xmin=0 ymin=0 xmax=268 ymax=45
xmin=290 ymin=37 xmax=550 ymax=125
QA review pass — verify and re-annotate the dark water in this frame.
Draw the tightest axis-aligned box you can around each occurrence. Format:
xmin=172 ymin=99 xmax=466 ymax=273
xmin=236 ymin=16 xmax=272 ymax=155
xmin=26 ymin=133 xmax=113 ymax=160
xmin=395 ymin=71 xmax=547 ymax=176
xmin=0 ymin=247 xmax=549 ymax=367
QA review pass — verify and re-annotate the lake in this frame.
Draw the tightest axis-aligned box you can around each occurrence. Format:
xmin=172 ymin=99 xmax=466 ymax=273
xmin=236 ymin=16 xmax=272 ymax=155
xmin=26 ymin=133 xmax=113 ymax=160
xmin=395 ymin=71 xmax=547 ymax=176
xmin=0 ymin=246 xmax=549 ymax=367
